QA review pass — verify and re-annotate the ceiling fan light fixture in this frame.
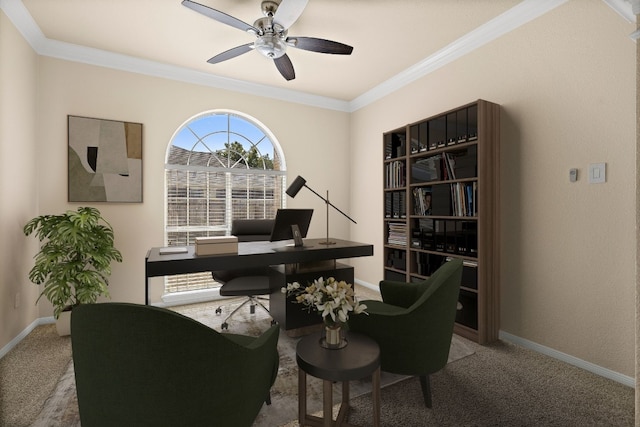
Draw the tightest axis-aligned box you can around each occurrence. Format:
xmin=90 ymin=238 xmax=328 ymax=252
xmin=255 ymin=34 xmax=287 ymax=58
xmin=182 ymin=0 xmax=352 ymax=81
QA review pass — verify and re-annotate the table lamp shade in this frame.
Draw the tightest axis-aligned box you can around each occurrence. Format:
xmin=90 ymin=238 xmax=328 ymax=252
xmin=286 ymin=176 xmax=307 ymax=198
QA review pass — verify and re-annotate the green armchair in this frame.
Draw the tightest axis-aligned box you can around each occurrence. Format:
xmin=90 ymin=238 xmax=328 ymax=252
xmin=348 ymin=258 xmax=463 ymax=408
xmin=71 ymin=303 xmax=279 ymax=427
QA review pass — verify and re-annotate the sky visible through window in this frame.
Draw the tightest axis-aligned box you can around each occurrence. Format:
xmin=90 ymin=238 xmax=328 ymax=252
xmin=171 ymin=114 xmax=271 ymax=156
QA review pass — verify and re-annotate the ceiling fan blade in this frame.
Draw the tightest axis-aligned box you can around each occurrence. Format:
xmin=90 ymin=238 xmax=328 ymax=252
xmin=274 ymin=54 xmax=295 ymax=81
xmin=207 ymin=43 xmax=254 ymax=64
xmin=288 ymin=37 xmax=353 ymax=55
xmin=182 ymin=0 xmax=259 ymax=34
xmin=273 ymin=0 xmax=309 ymax=30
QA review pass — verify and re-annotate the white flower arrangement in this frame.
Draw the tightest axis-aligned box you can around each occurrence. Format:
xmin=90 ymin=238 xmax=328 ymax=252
xmin=282 ymin=276 xmax=367 ymax=327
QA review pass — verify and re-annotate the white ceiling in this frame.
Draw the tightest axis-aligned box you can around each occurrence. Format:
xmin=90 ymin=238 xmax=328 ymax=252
xmin=3 ymin=0 xmax=635 ymax=111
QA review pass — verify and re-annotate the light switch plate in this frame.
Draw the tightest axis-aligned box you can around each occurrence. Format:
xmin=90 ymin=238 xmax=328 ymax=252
xmin=588 ymin=163 xmax=606 ymax=184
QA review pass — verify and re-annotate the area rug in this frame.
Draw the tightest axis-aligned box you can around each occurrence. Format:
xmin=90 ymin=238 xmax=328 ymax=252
xmin=31 ymin=298 xmax=476 ymax=426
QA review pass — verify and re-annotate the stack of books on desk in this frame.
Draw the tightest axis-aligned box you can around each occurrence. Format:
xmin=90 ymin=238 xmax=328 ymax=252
xmin=195 ymin=236 xmax=238 ymax=256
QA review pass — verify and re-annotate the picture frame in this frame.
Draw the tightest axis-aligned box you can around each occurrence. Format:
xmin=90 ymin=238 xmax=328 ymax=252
xmin=68 ymin=115 xmax=143 ymax=203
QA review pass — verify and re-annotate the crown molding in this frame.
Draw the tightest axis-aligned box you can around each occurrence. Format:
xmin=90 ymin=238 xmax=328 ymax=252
xmin=4 ymin=0 xmax=628 ymax=113
xmin=0 ymin=0 xmax=45 ymax=49
xmin=602 ymin=0 xmax=637 ymax=22
xmin=349 ymin=0 xmax=569 ymax=112
xmin=0 ymin=0 xmax=351 ymax=112
xmin=42 ymin=38 xmax=352 ymax=112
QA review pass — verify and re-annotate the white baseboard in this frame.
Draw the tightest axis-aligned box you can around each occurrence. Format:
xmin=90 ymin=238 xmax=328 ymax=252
xmin=0 ymin=317 xmax=52 ymax=359
xmin=156 ymin=287 xmax=231 ymax=308
xmin=1 ymin=286 xmax=634 ymax=391
xmin=499 ymin=331 xmax=634 ymax=388
xmin=354 ymin=278 xmax=380 ymax=293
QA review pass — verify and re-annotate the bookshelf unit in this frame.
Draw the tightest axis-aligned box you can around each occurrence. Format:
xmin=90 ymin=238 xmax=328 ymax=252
xmin=383 ymin=100 xmax=500 ymax=344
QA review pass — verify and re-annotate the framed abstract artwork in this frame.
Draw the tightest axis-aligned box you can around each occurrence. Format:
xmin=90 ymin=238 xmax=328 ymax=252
xmin=68 ymin=115 xmax=143 ymax=203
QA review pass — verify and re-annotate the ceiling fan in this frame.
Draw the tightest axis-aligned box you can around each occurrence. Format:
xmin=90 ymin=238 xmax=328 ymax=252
xmin=181 ymin=0 xmax=353 ymax=81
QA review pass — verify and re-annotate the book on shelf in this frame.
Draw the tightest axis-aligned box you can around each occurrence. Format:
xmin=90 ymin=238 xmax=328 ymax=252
xmin=412 ymin=187 xmax=432 ymax=216
xmin=444 ymin=153 xmax=456 ymax=180
xmin=443 ymin=182 xmax=477 ymax=217
xmin=385 ymin=161 xmax=406 ymax=189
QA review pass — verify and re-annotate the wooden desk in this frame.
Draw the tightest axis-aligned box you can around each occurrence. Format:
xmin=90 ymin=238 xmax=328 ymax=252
xmin=145 ymin=238 xmax=374 ymax=305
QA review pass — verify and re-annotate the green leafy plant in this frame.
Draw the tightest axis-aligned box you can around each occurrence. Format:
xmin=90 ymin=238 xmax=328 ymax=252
xmin=23 ymin=207 xmax=123 ymax=318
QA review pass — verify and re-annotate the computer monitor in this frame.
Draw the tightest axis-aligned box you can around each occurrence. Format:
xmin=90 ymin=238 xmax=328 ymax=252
xmin=269 ymin=209 xmax=313 ymax=247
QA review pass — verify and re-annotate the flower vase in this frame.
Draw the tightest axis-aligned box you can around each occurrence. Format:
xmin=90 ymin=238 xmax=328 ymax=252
xmin=320 ymin=322 xmax=347 ymax=349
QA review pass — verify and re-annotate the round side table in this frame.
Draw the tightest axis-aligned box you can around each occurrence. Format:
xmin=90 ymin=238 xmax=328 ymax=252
xmin=296 ymin=331 xmax=380 ymax=427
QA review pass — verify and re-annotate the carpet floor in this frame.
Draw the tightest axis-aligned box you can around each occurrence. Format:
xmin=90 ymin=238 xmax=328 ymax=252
xmin=1 ymin=284 xmax=634 ymax=426
xmin=343 ymin=339 xmax=635 ymax=426
xmin=26 ymin=294 xmax=475 ymax=427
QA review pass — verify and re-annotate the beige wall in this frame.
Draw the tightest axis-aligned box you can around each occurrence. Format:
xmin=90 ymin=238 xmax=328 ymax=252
xmin=350 ymin=0 xmax=636 ymax=377
xmin=0 ymin=10 xmax=40 ymax=349
xmin=33 ymin=57 xmax=351 ymax=312
xmin=1 ymin=0 xmax=636 ymax=382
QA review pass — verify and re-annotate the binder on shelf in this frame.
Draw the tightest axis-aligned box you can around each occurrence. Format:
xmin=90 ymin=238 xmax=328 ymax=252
xmin=461 ymin=260 xmax=478 ymax=290
xmin=446 ymin=112 xmax=457 ymax=146
xmin=467 ymin=104 xmax=478 ymax=141
xmin=457 ymin=108 xmax=468 ymax=143
xmin=385 ymin=132 xmax=407 ymax=159
xmin=452 ymin=145 xmax=477 ymax=179
xmin=419 ymin=121 xmax=429 ymax=152
xmin=431 ymin=184 xmax=451 ymax=216
xmin=410 ymin=124 xmax=420 ymax=154
xmin=385 ymin=192 xmax=392 ymax=218
xmin=429 ymin=116 xmax=446 ymax=149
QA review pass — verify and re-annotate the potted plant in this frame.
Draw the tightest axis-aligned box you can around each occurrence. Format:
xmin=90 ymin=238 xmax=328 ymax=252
xmin=23 ymin=206 xmax=123 ymax=335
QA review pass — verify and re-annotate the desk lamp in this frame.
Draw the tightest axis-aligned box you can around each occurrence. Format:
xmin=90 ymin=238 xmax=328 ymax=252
xmin=286 ymin=175 xmax=356 ymax=245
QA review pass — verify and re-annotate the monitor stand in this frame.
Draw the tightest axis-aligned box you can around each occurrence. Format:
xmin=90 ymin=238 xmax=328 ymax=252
xmin=291 ymin=224 xmax=304 ymax=247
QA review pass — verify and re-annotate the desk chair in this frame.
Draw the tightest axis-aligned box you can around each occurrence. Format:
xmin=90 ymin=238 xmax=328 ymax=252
xmin=213 ymin=219 xmax=276 ymax=330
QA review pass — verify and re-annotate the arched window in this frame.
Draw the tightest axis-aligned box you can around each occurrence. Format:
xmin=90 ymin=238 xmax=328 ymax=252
xmin=164 ymin=110 xmax=286 ymax=294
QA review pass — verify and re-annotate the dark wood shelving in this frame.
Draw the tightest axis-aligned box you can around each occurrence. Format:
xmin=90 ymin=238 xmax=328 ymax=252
xmin=382 ymin=100 xmax=500 ymax=344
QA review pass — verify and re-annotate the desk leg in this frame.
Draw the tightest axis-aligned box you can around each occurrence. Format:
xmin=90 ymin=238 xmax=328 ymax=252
xmin=323 ymin=380 xmax=333 ymax=427
xmin=298 ymin=368 xmax=307 ymax=426
xmin=372 ymin=367 xmax=381 ymax=427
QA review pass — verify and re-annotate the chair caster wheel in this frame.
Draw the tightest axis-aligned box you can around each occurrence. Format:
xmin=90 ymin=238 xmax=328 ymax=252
xmin=270 ymin=319 xmax=277 ymax=326
xmin=215 ymin=307 xmax=222 ymax=315
xmin=221 ymin=322 xmax=229 ymax=330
